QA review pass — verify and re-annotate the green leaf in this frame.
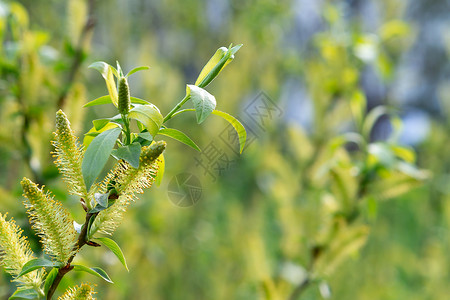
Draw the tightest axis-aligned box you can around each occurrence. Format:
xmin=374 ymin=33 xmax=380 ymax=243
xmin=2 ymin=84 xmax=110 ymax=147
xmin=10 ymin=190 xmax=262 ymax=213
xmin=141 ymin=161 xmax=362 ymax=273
xmin=158 ymin=128 xmax=200 ymax=152
xmin=44 ymin=268 xmax=58 ymax=295
xmin=196 ymin=44 xmax=243 ymax=88
xmin=9 ymin=288 xmax=40 ymax=300
xmin=137 ymin=132 xmax=153 ymax=142
xmin=211 ymin=110 xmax=246 ymax=154
xmin=128 ymin=104 xmax=163 ymax=137
xmin=195 ymin=47 xmax=227 ymax=86
xmin=362 ymin=106 xmax=388 ymax=140
xmin=93 ymin=119 xmax=111 ymax=131
xmin=82 ymin=127 xmax=122 ymax=190
xmin=84 ymin=96 xmax=149 ymax=108
xmin=154 ymin=153 xmax=165 ymax=187
xmin=111 ymin=142 xmax=142 ymax=168
xmin=187 ymin=85 xmax=216 ymax=124
xmin=72 ymin=264 xmax=113 ymax=283
xmin=89 ymin=62 xmax=118 ymax=107
xmin=94 ymin=192 xmax=109 ymax=207
xmin=171 ymin=109 xmax=247 ymax=153
xmin=130 ymin=97 xmax=151 ymax=105
xmin=17 ymin=258 xmax=59 ymax=278
xmin=95 ymin=237 xmax=129 ymax=271
xmin=84 ymin=95 xmax=113 ymax=107
xmin=83 ymin=123 xmax=120 ymax=148
xmin=126 ymin=66 xmax=150 ymax=77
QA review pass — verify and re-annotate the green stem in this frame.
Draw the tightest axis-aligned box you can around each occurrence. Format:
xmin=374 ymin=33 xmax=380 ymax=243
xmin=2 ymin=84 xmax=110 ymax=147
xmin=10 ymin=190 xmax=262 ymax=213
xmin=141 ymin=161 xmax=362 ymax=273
xmin=122 ymin=114 xmax=131 ymax=145
xmin=163 ymin=94 xmax=191 ymax=123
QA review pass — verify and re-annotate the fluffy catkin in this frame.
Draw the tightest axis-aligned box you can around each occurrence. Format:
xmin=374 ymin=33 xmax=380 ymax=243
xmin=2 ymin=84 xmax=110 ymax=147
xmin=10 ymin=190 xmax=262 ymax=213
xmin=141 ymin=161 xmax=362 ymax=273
xmin=58 ymin=283 xmax=96 ymax=300
xmin=53 ymin=110 xmax=91 ymax=203
xmin=21 ymin=178 xmax=78 ymax=265
xmin=89 ymin=141 xmax=166 ymax=237
xmin=0 ymin=213 xmax=44 ymax=289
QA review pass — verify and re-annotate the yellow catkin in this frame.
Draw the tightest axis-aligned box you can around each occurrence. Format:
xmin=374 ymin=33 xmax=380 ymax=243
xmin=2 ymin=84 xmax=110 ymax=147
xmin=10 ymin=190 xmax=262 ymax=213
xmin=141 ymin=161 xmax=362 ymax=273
xmin=89 ymin=141 xmax=166 ymax=237
xmin=0 ymin=213 xmax=44 ymax=290
xmin=53 ymin=110 xmax=91 ymax=203
xmin=21 ymin=178 xmax=78 ymax=265
xmin=58 ymin=283 xmax=96 ymax=300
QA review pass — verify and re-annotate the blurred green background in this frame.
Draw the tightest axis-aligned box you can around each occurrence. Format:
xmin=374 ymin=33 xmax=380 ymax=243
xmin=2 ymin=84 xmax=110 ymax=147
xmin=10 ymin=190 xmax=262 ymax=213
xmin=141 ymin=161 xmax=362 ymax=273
xmin=0 ymin=0 xmax=449 ymax=299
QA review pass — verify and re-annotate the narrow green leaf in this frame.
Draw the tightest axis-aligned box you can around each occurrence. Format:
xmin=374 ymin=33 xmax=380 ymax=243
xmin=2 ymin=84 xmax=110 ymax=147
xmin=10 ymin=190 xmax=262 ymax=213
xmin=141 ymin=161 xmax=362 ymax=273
xmin=187 ymin=85 xmax=216 ymax=124
xmin=18 ymin=258 xmax=59 ymax=278
xmin=95 ymin=237 xmax=129 ymax=271
xmin=131 ymin=97 xmax=151 ymax=105
xmin=158 ymin=128 xmax=200 ymax=152
xmin=89 ymin=61 xmax=118 ymax=107
xmin=211 ymin=110 xmax=246 ymax=154
xmin=126 ymin=66 xmax=150 ymax=77
xmin=84 ymin=95 xmax=113 ymax=107
xmin=154 ymin=153 xmax=165 ymax=187
xmin=170 ymin=109 xmax=247 ymax=154
xmin=128 ymin=104 xmax=163 ymax=137
xmin=9 ymin=288 xmax=39 ymax=300
xmin=82 ymin=127 xmax=122 ymax=190
xmin=44 ymin=268 xmax=58 ymax=295
xmin=72 ymin=265 xmax=113 ymax=283
xmin=111 ymin=142 xmax=142 ymax=168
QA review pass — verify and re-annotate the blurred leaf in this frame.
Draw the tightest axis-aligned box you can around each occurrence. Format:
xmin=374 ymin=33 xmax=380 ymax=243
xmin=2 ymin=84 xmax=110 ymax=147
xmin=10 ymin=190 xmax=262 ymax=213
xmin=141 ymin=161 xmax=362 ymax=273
xmin=128 ymin=104 xmax=163 ymax=137
xmin=72 ymin=265 xmax=113 ymax=283
xmin=95 ymin=237 xmax=128 ymax=271
xmin=391 ymin=145 xmax=416 ymax=163
xmin=9 ymin=288 xmax=39 ymax=300
xmin=158 ymin=128 xmax=200 ymax=152
xmin=350 ymin=90 xmax=366 ymax=130
xmin=18 ymin=258 xmax=59 ymax=278
xmin=187 ymin=85 xmax=216 ymax=124
xmin=82 ymin=127 xmax=122 ymax=190
xmin=111 ymin=142 xmax=142 ymax=168
xmin=363 ymin=106 xmax=388 ymax=140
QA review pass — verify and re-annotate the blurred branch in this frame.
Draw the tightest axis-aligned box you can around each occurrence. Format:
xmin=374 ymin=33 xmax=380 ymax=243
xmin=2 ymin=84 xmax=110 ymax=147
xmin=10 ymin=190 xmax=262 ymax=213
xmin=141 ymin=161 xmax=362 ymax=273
xmin=57 ymin=0 xmax=96 ymax=109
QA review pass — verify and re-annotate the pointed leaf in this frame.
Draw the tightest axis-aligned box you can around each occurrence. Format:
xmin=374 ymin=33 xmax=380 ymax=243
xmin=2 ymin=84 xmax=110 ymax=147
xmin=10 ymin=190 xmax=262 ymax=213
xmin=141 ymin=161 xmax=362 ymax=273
xmin=82 ymin=127 xmax=122 ymax=190
xmin=126 ymin=66 xmax=150 ymax=77
xmin=158 ymin=128 xmax=200 ymax=152
xmin=170 ymin=109 xmax=247 ymax=154
xmin=84 ymin=95 xmax=113 ymax=107
xmin=89 ymin=61 xmax=118 ymax=107
xmin=9 ymin=288 xmax=39 ymax=300
xmin=130 ymin=97 xmax=151 ymax=105
xmin=95 ymin=237 xmax=129 ymax=271
xmin=128 ymin=104 xmax=163 ymax=137
xmin=44 ymin=268 xmax=59 ymax=295
xmin=195 ymin=47 xmax=227 ymax=86
xmin=155 ymin=153 xmax=165 ymax=187
xmin=211 ymin=110 xmax=246 ymax=154
xmin=17 ymin=258 xmax=59 ymax=278
xmin=72 ymin=264 xmax=113 ymax=283
xmin=187 ymin=85 xmax=216 ymax=124
xmin=111 ymin=142 xmax=142 ymax=168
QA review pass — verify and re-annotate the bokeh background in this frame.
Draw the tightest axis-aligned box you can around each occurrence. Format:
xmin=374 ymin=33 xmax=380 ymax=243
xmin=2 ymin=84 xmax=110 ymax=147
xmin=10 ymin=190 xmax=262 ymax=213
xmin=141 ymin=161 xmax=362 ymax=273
xmin=0 ymin=0 xmax=449 ymax=299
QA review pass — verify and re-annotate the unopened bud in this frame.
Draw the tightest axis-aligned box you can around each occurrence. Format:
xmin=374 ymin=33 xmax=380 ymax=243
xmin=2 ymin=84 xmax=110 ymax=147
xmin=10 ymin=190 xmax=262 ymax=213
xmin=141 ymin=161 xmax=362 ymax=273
xmin=118 ymin=77 xmax=131 ymax=115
